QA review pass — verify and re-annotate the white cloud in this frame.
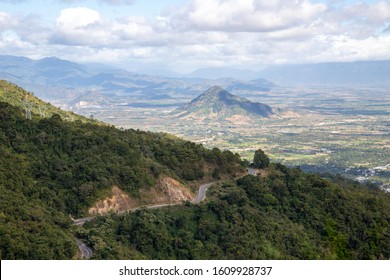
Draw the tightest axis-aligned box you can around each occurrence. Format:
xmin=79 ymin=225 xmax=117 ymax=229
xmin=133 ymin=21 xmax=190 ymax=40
xmin=1 ymin=0 xmax=390 ymax=71
xmin=50 ymin=8 xmax=159 ymax=47
xmin=50 ymin=7 xmax=113 ymax=46
xmin=57 ymin=7 xmax=101 ymax=29
xmin=113 ymin=16 xmax=154 ymax=42
xmin=169 ymin=0 xmax=327 ymax=32
xmin=0 ymin=11 xmax=18 ymax=31
xmin=344 ymin=1 xmax=390 ymax=24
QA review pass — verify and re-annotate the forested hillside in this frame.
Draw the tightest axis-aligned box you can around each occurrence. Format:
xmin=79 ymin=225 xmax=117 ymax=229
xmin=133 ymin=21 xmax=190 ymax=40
xmin=80 ymin=167 xmax=390 ymax=260
xmin=0 ymin=81 xmax=389 ymax=260
xmin=0 ymin=81 xmax=243 ymax=259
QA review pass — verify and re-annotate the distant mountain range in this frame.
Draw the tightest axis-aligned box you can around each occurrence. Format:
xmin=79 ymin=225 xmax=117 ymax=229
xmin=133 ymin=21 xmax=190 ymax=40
xmin=258 ymin=60 xmax=390 ymax=86
xmin=0 ymin=55 xmax=274 ymax=110
xmin=185 ymin=67 xmax=261 ymax=80
xmin=186 ymin=61 xmax=390 ymax=86
xmin=173 ymin=86 xmax=274 ymax=120
xmin=1 ymin=55 xmax=389 ymax=117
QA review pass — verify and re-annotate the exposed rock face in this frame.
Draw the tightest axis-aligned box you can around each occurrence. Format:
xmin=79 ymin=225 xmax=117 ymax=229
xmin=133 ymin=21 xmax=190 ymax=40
xmin=88 ymin=176 xmax=194 ymax=215
xmin=153 ymin=176 xmax=194 ymax=203
xmin=88 ymin=186 xmax=136 ymax=215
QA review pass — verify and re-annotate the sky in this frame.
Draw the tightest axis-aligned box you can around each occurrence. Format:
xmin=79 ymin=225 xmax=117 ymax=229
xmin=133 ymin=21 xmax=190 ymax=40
xmin=0 ymin=0 xmax=390 ymax=73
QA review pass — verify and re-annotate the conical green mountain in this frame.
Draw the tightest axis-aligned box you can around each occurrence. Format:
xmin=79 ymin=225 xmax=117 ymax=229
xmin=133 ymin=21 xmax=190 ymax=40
xmin=174 ymin=86 xmax=273 ymax=119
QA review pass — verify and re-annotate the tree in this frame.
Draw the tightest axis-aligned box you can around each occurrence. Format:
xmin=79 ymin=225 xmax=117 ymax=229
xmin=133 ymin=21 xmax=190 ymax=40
xmin=253 ymin=149 xmax=270 ymax=169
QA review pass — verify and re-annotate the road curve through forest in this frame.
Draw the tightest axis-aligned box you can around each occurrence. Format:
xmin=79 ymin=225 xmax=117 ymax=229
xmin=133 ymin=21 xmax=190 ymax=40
xmin=73 ymin=182 xmax=218 ymax=226
xmin=75 ymin=238 xmax=93 ymax=259
xmin=72 ymin=170 xmax=261 ymax=258
xmin=72 ymin=181 xmax=217 ymax=259
xmin=192 ymin=182 xmax=216 ymax=204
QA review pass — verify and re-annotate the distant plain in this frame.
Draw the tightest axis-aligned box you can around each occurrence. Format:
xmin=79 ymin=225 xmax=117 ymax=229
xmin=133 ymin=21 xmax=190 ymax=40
xmin=79 ymin=85 xmax=390 ymax=187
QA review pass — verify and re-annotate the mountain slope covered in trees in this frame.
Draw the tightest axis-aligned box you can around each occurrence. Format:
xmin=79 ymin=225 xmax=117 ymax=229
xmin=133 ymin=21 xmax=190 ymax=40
xmin=80 ymin=167 xmax=390 ymax=260
xmin=0 ymin=80 xmax=389 ymax=260
xmin=0 ymin=81 xmax=243 ymax=259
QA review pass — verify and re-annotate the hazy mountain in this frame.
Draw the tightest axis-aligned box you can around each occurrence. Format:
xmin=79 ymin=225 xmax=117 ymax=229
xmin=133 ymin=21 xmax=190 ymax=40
xmin=259 ymin=60 xmax=390 ymax=86
xmin=0 ymin=55 xmax=89 ymax=85
xmin=186 ymin=60 xmax=390 ymax=86
xmin=225 ymin=78 xmax=275 ymax=92
xmin=137 ymin=68 xmax=183 ymax=78
xmin=186 ymin=67 xmax=261 ymax=80
xmin=173 ymin=86 xmax=273 ymax=120
xmin=0 ymin=55 xmax=275 ymax=111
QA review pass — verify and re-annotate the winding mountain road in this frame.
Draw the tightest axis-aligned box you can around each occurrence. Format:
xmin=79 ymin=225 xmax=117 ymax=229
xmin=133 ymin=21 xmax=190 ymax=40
xmin=75 ymin=238 xmax=93 ymax=259
xmin=73 ymin=182 xmax=218 ymax=226
xmin=193 ymin=182 xmax=216 ymax=204
xmin=72 ymin=182 xmax=217 ymax=259
xmin=72 ymin=169 xmax=260 ymax=258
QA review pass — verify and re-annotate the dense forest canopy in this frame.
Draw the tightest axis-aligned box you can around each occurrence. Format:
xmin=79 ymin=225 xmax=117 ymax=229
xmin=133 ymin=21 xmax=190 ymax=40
xmin=0 ymin=93 xmax=242 ymax=259
xmin=79 ymin=166 xmax=390 ymax=260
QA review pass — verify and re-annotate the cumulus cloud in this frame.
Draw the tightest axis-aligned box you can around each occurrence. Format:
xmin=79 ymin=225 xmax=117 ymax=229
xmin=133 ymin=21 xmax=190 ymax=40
xmin=50 ymin=7 xmax=106 ymax=45
xmin=49 ymin=7 xmax=157 ymax=47
xmin=168 ymin=0 xmax=327 ymax=32
xmin=343 ymin=1 xmax=390 ymax=24
xmin=2 ymin=0 xmax=390 ymax=70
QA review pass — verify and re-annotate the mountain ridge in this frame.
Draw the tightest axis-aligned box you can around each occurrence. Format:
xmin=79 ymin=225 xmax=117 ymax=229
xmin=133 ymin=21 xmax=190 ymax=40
xmin=0 ymin=55 xmax=274 ymax=109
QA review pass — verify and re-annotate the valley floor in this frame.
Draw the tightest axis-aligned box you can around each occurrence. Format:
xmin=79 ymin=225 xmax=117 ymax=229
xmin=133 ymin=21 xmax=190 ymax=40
xmin=72 ymin=86 xmax=390 ymax=186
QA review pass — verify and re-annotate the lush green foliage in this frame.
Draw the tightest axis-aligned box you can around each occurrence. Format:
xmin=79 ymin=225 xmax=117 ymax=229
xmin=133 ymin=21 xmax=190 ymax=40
xmin=253 ymin=149 xmax=270 ymax=168
xmin=80 ymin=164 xmax=390 ymax=260
xmin=1 ymin=81 xmax=389 ymax=260
xmin=0 ymin=93 xmax=243 ymax=259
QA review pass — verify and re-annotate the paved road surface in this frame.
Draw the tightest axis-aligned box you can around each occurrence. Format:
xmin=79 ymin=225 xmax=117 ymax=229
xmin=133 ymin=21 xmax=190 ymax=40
xmin=72 ymin=203 xmax=184 ymax=226
xmin=72 ymin=169 xmax=260 ymax=258
xmin=72 ymin=180 xmax=223 ymax=258
xmin=73 ymin=216 xmax=96 ymax=226
xmin=75 ymin=238 xmax=93 ymax=259
xmin=73 ymin=182 xmax=217 ymax=225
xmin=193 ymin=182 xmax=215 ymax=204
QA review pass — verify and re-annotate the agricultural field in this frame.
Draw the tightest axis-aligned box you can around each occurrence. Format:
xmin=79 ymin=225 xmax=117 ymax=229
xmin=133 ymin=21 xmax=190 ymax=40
xmin=77 ymin=86 xmax=390 ymax=188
